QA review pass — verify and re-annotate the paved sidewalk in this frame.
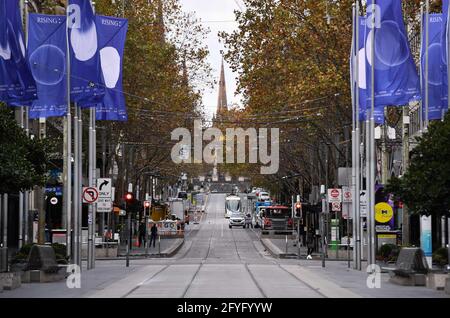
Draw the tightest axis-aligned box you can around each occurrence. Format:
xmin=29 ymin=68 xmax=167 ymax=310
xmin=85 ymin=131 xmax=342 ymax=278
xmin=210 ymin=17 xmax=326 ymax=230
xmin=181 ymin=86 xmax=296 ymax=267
xmin=116 ymin=238 xmax=184 ymax=258
xmin=261 ymin=236 xmax=354 ymax=261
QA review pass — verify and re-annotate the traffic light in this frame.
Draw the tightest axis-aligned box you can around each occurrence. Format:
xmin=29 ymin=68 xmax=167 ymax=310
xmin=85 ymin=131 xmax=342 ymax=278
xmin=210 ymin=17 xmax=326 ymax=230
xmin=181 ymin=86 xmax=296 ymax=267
xmin=143 ymin=200 xmax=151 ymax=216
xmin=124 ymin=192 xmax=134 ymax=203
xmin=295 ymin=202 xmax=302 ymax=218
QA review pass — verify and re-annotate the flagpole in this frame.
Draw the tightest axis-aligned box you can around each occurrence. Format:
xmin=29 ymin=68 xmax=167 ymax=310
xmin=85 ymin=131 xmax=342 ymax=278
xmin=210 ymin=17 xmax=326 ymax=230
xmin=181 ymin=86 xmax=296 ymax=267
xmin=23 ymin=0 xmax=30 ymax=246
xmin=419 ymin=2 xmax=424 ymax=132
xmin=64 ymin=3 xmax=73 ymax=265
xmin=367 ymin=1 xmax=376 ymax=270
xmin=425 ymin=0 xmax=430 ymax=129
xmin=351 ymin=2 xmax=357 ymax=270
xmin=17 ymin=0 xmax=25 ymax=250
xmin=78 ymin=105 xmax=82 ymax=268
xmin=354 ymin=0 xmax=361 ymax=271
xmin=73 ymin=103 xmax=80 ymax=267
xmin=87 ymin=0 xmax=97 ymax=270
xmin=448 ymin=1 xmax=450 ymax=114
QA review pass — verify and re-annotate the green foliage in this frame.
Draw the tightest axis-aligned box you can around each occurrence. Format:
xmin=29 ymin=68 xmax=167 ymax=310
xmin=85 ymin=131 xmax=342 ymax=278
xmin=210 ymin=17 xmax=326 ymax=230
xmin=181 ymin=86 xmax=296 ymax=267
xmin=51 ymin=243 xmax=67 ymax=260
xmin=0 ymin=105 xmax=54 ymax=194
xmin=386 ymin=112 xmax=450 ymax=217
xmin=10 ymin=243 xmax=68 ymax=265
xmin=377 ymin=244 xmax=400 ymax=263
xmin=432 ymin=247 xmax=449 ymax=267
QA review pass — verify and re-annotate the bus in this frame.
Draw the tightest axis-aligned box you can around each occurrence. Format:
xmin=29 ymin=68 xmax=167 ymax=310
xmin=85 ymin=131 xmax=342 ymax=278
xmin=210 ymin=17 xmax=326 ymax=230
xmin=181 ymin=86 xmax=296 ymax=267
xmin=225 ymin=195 xmax=241 ymax=218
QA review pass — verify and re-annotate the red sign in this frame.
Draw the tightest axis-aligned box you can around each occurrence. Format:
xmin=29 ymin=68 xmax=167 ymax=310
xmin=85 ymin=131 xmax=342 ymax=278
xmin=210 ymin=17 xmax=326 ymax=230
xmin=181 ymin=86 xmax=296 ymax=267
xmin=331 ymin=189 xmax=340 ymax=198
xmin=83 ymin=187 xmax=99 ymax=204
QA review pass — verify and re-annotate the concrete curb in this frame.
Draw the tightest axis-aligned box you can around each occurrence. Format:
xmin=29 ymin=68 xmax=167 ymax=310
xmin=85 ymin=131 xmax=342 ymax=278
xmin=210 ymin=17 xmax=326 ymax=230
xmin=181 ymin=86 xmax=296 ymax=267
xmin=104 ymin=238 xmax=185 ymax=260
xmin=260 ymin=238 xmax=297 ymax=259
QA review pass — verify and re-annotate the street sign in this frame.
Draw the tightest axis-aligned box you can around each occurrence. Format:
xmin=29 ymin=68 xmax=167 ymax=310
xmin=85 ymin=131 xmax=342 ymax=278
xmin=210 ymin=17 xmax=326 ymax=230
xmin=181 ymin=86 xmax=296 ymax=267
xmin=82 ymin=187 xmax=99 ymax=204
xmin=97 ymin=178 xmax=112 ymax=198
xmin=342 ymin=186 xmax=352 ymax=203
xmin=331 ymin=202 xmax=341 ymax=212
xmin=97 ymin=198 xmax=112 ymax=213
xmin=327 ymin=188 xmax=342 ymax=203
xmin=50 ymin=197 xmax=58 ymax=205
xmin=360 ymin=191 xmax=367 ymax=217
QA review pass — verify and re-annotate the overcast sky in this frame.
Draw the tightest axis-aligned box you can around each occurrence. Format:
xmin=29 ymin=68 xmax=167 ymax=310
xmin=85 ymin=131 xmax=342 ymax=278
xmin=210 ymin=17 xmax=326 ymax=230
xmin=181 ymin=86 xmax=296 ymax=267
xmin=179 ymin=0 xmax=245 ymax=120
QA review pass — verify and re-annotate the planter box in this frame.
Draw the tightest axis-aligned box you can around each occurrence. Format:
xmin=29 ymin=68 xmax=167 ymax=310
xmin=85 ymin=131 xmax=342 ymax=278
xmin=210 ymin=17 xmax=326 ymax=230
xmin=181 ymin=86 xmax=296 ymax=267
xmin=22 ymin=269 xmax=67 ymax=283
xmin=0 ymin=272 xmax=21 ymax=290
xmin=426 ymin=273 xmax=448 ymax=290
xmin=95 ymin=247 xmax=118 ymax=258
xmin=81 ymin=246 xmax=118 ymax=258
xmin=445 ymin=277 xmax=450 ymax=295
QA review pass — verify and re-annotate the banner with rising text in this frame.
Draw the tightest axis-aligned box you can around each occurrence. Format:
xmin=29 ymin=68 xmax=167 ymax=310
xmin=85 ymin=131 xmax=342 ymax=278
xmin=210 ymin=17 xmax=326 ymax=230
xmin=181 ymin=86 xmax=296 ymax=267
xmin=0 ymin=0 xmax=37 ymax=105
xmin=95 ymin=15 xmax=128 ymax=121
xmin=365 ymin=0 xmax=421 ymax=108
xmin=421 ymin=14 xmax=447 ymax=121
xmin=67 ymin=0 xmax=105 ymax=105
xmin=351 ymin=15 xmax=385 ymax=124
xmin=27 ymin=14 xmax=67 ymax=119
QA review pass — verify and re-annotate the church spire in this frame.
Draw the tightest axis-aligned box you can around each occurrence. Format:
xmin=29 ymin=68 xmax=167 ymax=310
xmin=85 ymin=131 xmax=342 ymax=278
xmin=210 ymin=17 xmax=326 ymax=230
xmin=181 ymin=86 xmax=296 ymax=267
xmin=216 ymin=58 xmax=228 ymax=115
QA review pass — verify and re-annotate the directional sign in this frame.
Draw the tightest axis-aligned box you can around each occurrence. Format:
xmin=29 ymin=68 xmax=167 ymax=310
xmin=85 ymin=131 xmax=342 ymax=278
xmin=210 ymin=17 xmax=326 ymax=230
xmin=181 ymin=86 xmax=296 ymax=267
xmin=360 ymin=191 xmax=367 ymax=217
xmin=327 ymin=189 xmax=342 ymax=203
xmin=97 ymin=178 xmax=112 ymax=198
xmin=83 ymin=187 xmax=99 ymax=204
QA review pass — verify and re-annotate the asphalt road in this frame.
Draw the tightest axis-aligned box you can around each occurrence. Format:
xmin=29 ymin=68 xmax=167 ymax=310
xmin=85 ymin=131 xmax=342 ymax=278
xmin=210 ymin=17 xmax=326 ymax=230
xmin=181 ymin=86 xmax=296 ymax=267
xmin=88 ymin=193 xmax=353 ymax=298
xmin=2 ymin=193 xmax=447 ymax=298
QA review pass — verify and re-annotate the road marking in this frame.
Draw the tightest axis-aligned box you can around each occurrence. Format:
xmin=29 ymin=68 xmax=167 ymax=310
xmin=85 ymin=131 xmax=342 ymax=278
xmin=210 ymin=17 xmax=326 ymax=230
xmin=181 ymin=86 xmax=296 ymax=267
xmin=244 ymin=263 xmax=267 ymax=298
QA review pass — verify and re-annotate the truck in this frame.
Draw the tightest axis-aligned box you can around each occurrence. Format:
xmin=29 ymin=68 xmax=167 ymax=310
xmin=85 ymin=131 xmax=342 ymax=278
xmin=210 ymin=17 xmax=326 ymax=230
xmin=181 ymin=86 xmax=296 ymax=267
xmin=169 ymin=198 xmax=185 ymax=221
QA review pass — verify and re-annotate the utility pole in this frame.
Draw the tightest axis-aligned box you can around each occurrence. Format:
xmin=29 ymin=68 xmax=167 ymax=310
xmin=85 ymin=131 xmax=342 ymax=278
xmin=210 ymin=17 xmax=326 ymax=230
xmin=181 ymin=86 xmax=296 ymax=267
xmin=87 ymin=0 xmax=98 ymax=271
xmin=37 ymin=118 xmax=47 ymax=244
xmin=402 ymin=107 xmax=410 ymax=246
xmin=381 ymin=108 xmax=389 ymax=185
xmin=63 ymin=0 xmax=73 ymax=262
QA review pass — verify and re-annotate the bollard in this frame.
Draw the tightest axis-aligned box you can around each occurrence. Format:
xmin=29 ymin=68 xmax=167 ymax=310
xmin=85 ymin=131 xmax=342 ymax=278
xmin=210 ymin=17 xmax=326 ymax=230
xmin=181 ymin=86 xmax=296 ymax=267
xmin=158 ymin=235 xmax=161 ymax=256
xmin=285 ymin=235 xmax=288 ymax=254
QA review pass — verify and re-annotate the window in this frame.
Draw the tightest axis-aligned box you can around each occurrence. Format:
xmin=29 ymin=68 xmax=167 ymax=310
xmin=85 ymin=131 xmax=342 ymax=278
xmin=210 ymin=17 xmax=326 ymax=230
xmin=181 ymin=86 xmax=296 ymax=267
xmin=226 ymin=200 xmax=240 ymax=212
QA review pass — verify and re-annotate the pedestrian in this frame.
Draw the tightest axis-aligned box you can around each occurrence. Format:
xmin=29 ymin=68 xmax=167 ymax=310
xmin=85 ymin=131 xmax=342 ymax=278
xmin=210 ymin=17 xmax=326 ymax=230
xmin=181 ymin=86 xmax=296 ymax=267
xmin=138 ymin=221 xmax=146 ymax=248
xmin=245 ymin=213 xmax=253 ymax=229
xmin=306 ymin=228 xmax=315 ymax=260
xmin=149 ymin=223 xmax=158 ymax=248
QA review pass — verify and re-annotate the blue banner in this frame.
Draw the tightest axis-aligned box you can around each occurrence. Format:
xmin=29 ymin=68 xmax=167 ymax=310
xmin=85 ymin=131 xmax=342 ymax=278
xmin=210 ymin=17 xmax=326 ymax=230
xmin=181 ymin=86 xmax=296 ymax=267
xmin=352 ymin=16 xmax=385 ymax=124
xmin=67 ymin=0 xmax=104 ymax=105
xmin=421 ymin=14 xmax=447 ymax=121
xmin=0 ymin=0 xmax=37 ymax=105
xmin=442 ymin=0 xmax=449 ymax=107
xmin=366 ymin=0 xmax=421 ymax=108
xmin=95 ymin=15 xmax=128 ymax=121
xmin=28 ymin=14 xmax=67 ymax=119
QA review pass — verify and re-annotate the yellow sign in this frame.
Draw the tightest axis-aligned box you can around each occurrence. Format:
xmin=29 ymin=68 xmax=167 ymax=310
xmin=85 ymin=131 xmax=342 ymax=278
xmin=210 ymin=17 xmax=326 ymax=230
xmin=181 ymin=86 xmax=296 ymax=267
xmin=378 ymin=234 xmax=396 ymax=239
xmin=375 ymin=202 xmax=394 ymax=223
